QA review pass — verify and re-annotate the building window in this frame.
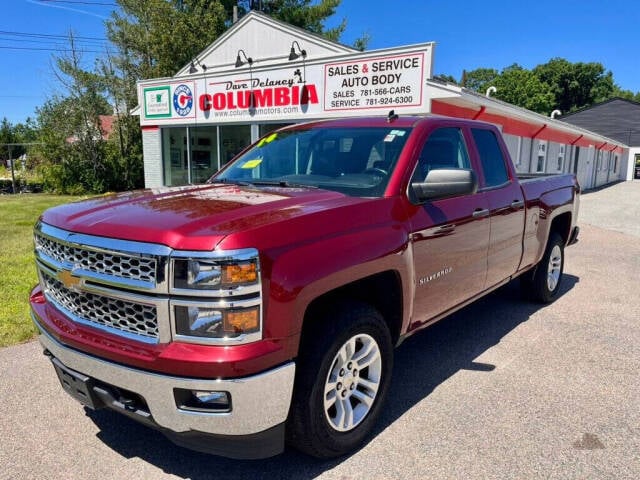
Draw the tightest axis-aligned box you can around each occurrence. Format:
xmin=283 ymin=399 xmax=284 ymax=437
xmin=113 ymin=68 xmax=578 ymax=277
xmin=536 ymin=142 xmax=546 ymax=173
xmin=162 ymin=127 xmax=188 ymax=186
xmin=259 ymin=123 xmax=293 ymax=137
xmin=515 ymin=136 xmax=522 ymax=166
xmin=518 ymin=137 xmax=531 ymax=171
xmin=613 ymin=155 xmax=618 ymax=173
xmin=220 ymin=125 xmax=252 ymax=167
xmin=162 ymin=126 xmax=219 ymax=186
xmin=557 ymin=145 xmax=565 ymax=171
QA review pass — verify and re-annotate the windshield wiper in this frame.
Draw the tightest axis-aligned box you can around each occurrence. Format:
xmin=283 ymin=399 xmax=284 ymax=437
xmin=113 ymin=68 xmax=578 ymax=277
xmin=210 ymin=178 xmax=255 ymax=187
xmin=250 ymin=180 xmax=319 ymax=189
xmin=211 ymin=178 xmax=319 ymax=190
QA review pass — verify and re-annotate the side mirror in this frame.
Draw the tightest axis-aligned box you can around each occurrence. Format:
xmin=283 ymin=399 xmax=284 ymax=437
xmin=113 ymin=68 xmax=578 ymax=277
xmin=411 ymin=168 xmax=478 ymax=202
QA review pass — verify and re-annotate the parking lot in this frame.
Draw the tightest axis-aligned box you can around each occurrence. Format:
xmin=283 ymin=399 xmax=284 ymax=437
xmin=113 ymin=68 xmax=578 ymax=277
xmin=1 ymin=181 xmax=639 ymax=480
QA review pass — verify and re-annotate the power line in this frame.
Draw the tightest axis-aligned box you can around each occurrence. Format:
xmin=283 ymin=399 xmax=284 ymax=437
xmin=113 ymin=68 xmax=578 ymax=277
xmin=0 ymin=37 xmax=109 ymax=48
xmin=0 ymin=45 xmax=107 ymax=54
xmin=36 ymin=0 xmax=117 ymax=6
xmin=0 ymin=30 xmax=107 ymax=41
xmin=0 ymin=30 xmax=112 ymax=54
xmin=0 ymin=37 xmax=108 ymax=48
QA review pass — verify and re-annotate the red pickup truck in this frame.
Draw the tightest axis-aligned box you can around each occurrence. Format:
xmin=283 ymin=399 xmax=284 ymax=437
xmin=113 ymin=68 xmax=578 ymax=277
xmin=30 ymin=114 xmax=579 ymax=459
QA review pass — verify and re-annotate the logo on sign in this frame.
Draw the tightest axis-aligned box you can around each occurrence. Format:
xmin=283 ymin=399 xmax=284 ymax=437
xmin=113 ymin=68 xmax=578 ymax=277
xmin=173 ymin=84 xmax=193 ymax=116
xmin=198 ymin=69 xmax=319 ymax=113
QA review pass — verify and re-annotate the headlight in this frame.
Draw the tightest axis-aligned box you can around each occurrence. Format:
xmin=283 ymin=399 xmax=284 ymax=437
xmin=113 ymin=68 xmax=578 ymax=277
xmin=172 ymin=257 xmax=258 ymax=290
xmin=174 ymin=305 xmax=260 ymax=339
xmin=170 ymin=249 xmax=262 ymax=344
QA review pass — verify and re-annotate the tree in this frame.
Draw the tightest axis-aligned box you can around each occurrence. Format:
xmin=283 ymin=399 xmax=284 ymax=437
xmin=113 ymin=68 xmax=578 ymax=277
xmin=99 ymin=53 xmax=143 ymax=190
xmin=492 ymin=64 xmax=555 ymax=114
xmin=433 ymin=74 xmax=458 ymax=85
xmin=107 ymin=1 xmax=228 ymax=80
xmin=0 ymin=118 xmax=38 ymax=163
xmin=12 ymin=118 xmax=38 ymax=146
xmin=461 ymin=68 xmax=499 ymax=93
xmin=532 ymin=58 xmax=615 ymax=113
xmin=0 ymin=118 xmax=16 ymax=160
xmin=611 ymin=85 xmax=640 ymax=103
xmin=55 ymin=35 xmax=112 ymax=187
xmin=246 ymin=0 xmax=346 ymax=41
xmin=33 ymin=34 xmax=128 ymax=194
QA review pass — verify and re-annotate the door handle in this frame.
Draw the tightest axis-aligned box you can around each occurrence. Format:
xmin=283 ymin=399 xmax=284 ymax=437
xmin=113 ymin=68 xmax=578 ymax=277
xmin=511 ymin=200 xmax=525 ymax=209
xmin=472 ymin=208 xmax=490 ymax=219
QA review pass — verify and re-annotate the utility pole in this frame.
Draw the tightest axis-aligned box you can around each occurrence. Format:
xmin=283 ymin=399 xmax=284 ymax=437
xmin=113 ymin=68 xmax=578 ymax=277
xmin=1 ymin=142 xmax=44 ymax=194
xmin=9 ymin=144 xmax=15 ymax=194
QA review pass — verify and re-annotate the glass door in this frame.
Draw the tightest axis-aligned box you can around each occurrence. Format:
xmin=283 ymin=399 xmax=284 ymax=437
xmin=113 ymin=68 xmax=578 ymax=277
xmin=220 ymin=125 xmax=251 ymax=167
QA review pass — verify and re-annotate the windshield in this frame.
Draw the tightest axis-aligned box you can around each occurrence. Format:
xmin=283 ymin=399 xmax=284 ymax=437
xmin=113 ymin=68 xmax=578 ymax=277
xmin=211 ymin=126 xmax=412 ymax=197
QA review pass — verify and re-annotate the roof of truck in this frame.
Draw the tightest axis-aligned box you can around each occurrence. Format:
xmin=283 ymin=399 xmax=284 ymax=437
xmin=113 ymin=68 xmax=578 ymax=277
xmin=280 ymin=114 xmax=494 ymax=131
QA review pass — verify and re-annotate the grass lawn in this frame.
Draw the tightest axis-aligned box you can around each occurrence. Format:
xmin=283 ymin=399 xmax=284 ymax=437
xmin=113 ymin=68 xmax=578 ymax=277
xmin=0 ymin=194 xmax=85 ymax=347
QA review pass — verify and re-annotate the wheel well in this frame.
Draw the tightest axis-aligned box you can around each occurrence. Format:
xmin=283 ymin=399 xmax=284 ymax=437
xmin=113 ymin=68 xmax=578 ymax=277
xmin=550 ymin=212 xmax=572 ymax=244
xmin=302 ymin=271 xmax=403 ymax=345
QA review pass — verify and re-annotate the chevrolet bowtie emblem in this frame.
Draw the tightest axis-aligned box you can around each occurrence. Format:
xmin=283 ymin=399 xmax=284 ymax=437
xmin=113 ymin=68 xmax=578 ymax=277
xmin=57 ymin=269 xmax=82 ymax=290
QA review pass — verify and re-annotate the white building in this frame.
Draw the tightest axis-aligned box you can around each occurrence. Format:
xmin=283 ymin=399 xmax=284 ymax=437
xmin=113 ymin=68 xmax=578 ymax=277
xmin=136 ymin=11 xmax=628 ymax=189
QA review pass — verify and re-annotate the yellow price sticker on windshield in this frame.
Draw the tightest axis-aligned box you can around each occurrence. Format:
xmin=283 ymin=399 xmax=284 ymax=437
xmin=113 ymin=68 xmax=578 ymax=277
xmin=257 ymin=132 xmax=278 ymax=147
xmin=241 ymin=158 xmax=263 ymax=169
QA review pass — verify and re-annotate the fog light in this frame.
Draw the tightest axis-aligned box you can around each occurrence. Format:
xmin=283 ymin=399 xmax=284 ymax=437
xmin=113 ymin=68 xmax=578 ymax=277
xmin=174 ymin=388 xmax=231 ymax=412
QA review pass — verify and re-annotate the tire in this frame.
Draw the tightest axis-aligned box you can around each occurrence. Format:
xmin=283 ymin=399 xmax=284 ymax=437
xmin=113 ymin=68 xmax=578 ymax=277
xmin=287 ymin=301 xmax=393 ymax=458
xmin=521 ymin=232 xmax=565 ymax=303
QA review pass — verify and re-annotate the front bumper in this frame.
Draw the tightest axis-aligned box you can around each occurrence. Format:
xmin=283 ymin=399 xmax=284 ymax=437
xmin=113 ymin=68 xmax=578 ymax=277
xmin=34 ymin=315 xmax=295 ymax=459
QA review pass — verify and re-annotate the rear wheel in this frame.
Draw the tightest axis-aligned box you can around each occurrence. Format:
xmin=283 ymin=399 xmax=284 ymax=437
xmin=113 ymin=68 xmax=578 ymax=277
xmin=287 ymin=302 xmax=393 ymax=458
xmin=522 ymin=232 xmax=565 ymax=303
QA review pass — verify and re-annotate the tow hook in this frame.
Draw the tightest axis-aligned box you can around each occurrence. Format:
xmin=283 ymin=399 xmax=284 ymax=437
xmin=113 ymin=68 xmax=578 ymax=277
xmin=118 ymin=395 xmax=138 ymax=412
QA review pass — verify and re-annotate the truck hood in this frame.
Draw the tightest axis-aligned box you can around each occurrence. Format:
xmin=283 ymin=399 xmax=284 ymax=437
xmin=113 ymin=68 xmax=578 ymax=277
xmin=41 ymin=184 xmax=366 ymax=250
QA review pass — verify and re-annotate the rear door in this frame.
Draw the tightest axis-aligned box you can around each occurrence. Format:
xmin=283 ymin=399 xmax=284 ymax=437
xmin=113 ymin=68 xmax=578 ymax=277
xmin=470 ymin=127 xmax=525 ymax=289
xmin=408 ymin=126 xmax=490 ymax=328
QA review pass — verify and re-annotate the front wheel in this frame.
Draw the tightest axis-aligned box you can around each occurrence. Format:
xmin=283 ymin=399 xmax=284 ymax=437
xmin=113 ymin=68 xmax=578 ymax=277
xmin=287 ymin=302 xmax=393 ymax=458
xmin=522 ymin=232 xmax=565 ymax=303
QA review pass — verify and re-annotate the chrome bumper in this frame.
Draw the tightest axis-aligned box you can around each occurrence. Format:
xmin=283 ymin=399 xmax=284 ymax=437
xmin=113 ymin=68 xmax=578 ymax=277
xmin=34 ymin=318 xmax=295 ymax=437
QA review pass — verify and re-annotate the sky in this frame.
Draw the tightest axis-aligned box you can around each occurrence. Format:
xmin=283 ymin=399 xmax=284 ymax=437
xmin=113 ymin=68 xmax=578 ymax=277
xmin=1 ymin=0 xmax=639 ymax=125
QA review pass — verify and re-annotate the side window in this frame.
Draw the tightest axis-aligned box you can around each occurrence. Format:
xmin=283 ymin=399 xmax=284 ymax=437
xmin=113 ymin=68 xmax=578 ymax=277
xmin=471 ymin=128 xmax=509 ymax=187
xmin=411 ymin=127 xmax=470 ymax=184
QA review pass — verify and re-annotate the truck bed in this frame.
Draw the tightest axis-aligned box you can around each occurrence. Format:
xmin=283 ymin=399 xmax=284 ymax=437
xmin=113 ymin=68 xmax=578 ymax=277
xmin=518 ymin=173 xmax=578 ymax=202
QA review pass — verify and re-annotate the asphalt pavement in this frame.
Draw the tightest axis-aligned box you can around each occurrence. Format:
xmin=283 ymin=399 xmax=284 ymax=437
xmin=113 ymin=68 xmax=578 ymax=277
xmin=1 ymin=181 xmax=639 ymax=479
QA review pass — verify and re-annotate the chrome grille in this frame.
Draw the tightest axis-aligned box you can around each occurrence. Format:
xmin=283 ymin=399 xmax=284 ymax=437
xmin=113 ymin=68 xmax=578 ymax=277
xmin=35 ymin=233 xmax=157 ymax=284
xmin=41 ymin=271 xmax=158 ymax=339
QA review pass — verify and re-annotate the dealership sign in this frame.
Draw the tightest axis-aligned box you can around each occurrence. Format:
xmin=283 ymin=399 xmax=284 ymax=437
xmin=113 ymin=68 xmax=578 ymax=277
xmin=324 ymin=53 xmax=425 ymax=112
xmin=138 ymin=45 xmax=432 ymax=125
